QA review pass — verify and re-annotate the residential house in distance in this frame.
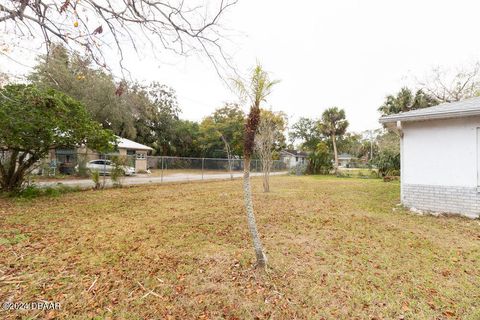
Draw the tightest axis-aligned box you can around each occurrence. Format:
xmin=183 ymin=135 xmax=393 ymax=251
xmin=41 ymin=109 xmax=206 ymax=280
xmin=338 ymin=153 xmax=354 ymax=168
xmin=280 ymin=150 xmax=308 ymax=168
xmin=114 ymin=137 xmax=153 ymax=172
xmin=49 ymin=136 xmax=153 ymax=174
xmin=380 ymin=97 xmax=480 ymax=218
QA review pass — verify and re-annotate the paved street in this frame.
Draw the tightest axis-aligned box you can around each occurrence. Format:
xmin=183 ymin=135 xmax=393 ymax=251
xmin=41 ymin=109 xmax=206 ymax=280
xmin=36 ymin=171 xmax=288 ymax=189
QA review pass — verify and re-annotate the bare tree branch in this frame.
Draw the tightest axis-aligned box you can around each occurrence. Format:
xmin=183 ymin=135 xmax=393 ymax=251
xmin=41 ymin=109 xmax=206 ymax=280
xmin=0 ymin=0 xmax=238 ymax=76
xmin=418 ymin=62 xmax=480 ymax=103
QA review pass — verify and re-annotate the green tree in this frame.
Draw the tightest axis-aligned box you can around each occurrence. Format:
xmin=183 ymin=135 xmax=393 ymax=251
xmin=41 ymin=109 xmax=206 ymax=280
xmin=30 ymin=47 xmax=182 ymax=155
xmin=199 ymin=103 xmax=245 ymax=158
xmin=307 ymin=142 xmax=333 ymax=175
xmin=0 ymin=84 xmax=115 ymax=192
xmin=233 ymin=64 xmax=280 ymax=269
xmin=30 ymin=45 xmax=137 ymax=138
xmin=335 ymin=132 xmax=362 ymax=158
xmin=358 ymin=139 xmax=378 ymax=162
xmin=371 ymin=130 xmax=401 ymax=176
xmin=376 ymin=130 xmax=400 ymax=155
xmin=319 ymin=107 xmax=349 ymax=171
xmin=378 ymin=87 xmax=438 ymax=116
xmin=171 ymin=120 xmax=201 ymax=157
xmin=289 ymin=117 xmax=323 ymax=151
xmin=144 ymin=82 xmax=181 ymax=155
xmin=374 ymin=151 xmax=400 ymax=177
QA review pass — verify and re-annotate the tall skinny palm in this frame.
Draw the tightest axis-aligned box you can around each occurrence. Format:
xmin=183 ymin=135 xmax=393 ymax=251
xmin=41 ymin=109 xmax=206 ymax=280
xmin=233 ymin=64 xmax=280 ymax=268
xmin=319 ymin=107 xmax=349 ymax=172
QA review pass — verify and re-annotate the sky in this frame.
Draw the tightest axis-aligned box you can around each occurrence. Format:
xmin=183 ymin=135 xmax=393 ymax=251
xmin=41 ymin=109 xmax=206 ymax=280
xmin=3 ymin=0 xmax=480 ymax=133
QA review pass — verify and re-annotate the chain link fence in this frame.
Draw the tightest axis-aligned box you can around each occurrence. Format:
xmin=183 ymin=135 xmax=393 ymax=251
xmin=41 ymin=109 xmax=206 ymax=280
xmin=30 ymin=152 xmax=289 ymax=183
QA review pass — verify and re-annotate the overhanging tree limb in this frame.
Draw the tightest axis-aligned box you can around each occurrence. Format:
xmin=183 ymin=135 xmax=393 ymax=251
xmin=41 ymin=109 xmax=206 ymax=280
xmin=0 ymin=0 xmax=238 ymax=75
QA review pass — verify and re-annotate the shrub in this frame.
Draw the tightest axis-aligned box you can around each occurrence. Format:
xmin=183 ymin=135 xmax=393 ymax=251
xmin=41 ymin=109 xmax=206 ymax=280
xmin=374 ymin=150 xmax=400 ymax=177
xmin=290 ymin=163 xmax=307 ymax=175
xmin=91 ymin=170 xmax=101 ymax=189
xmin=13 ymin=185 xmax=79 ymax=199
xmin=307 ymin=142 xmax=332 ymax=175
xmin=110 ymin=156 xmax=126 ymax=187
xmin=335 ymin=171 xmax=351 ymax=178
xmin=386 ymin=169 xmax=400 ymax=176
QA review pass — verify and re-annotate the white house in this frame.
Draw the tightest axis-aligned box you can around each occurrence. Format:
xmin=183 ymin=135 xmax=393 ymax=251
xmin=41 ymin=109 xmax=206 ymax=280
xmin=379 ymin=97 xmax=480 ymax=218
xmin=50 ymin=136 xmax=153 ymax=174
xmin=280 ymin=150 xmax=308 ymax=168
xmin=338 ymin=153 xmax=354 ymax=168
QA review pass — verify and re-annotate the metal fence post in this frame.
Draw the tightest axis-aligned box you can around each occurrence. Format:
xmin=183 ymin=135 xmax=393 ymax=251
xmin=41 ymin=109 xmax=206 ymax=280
xmin=201 ymin=158 xmax=205 ymax=180
xmin=102 ymin=153 xmax=106 ymax=188
xmin=161 ymin=156 xmax=164 ymax=183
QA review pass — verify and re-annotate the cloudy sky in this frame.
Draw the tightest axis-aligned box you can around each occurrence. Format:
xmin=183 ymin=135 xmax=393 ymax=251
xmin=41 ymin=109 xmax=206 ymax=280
xmin=3 ymin=0 xmax=480 ymax=133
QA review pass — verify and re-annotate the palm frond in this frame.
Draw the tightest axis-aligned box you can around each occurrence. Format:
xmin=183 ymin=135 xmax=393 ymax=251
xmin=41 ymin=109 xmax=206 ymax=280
xmin=231 ymin=77 xmax=249 ymax=104
xmin=231 ymin=63 xmax=280 ymax=108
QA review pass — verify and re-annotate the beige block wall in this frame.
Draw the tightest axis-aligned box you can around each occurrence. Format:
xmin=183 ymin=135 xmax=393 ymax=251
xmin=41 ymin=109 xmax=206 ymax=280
xmin=76 ymin=146 xmax=100 ymax=162
xmin=135 ymin=150 xmax=148 ymax=172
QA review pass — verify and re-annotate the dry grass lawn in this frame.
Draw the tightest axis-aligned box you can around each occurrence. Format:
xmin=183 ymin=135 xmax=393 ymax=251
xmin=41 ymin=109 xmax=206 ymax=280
xmin=0 ymin=176 xmax=479 ymax=319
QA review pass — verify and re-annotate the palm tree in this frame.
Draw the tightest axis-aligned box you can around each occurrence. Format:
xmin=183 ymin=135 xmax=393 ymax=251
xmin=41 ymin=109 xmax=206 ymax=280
xmin=319 ymin=107 xmax=349 ymax=172
xmin=233 ymin=64 xmax=280 ymax=268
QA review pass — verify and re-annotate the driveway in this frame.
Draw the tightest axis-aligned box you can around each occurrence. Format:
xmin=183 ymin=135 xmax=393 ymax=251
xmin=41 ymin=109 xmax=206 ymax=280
xmin=36 ymin=171 xmax=288 ymax=189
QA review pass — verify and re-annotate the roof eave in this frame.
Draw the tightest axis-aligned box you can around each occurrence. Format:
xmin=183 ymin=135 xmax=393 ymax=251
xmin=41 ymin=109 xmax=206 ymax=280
xmin=379 ymin=109 xmax=480 ymax=124
xmin=118 ymin=146 xmax=153 ymax=151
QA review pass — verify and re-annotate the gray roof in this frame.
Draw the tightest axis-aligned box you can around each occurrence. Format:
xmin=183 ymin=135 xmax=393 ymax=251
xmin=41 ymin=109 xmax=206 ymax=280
xmin=117 ymin=136 xmax=153 ymax=151
xmin=379 ymin=96 xmax=480 ymax=124
xmin=281 ymin=150 xmax=308 ymax=157
xmin=338 ymin=153 xmax=353 ymax=159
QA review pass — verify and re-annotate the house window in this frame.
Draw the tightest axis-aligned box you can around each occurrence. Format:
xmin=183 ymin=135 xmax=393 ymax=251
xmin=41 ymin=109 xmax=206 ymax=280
xmin=136 ymin=153 xmax=145 ymax=159
xmin=296 ymin=157 xmax=298 ymax=162
xmin=56 ymin=149 xmax=75 ymax=164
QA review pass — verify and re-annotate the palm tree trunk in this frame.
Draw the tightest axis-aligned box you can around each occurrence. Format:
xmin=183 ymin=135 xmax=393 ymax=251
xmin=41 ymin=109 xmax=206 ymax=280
xmin=243 ymin=156 xmax=267 ymax=268
xmin=332 ymin=134 xmax=339 ymax=173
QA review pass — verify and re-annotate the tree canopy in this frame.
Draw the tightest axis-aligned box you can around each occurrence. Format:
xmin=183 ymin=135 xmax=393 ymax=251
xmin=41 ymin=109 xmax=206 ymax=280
xmin=319 ymin=107 xmax=349 ymax=139
xmin=378 ymin=87 xmax=438 ymax=116
xmin=0 ymin=84 xmax=115 ymax=191
xmin=199 ymin=103 xmax=245 ymax=158
xmin=29 ymin=45 xmax=186 ymax=156
xmin=289 ymin=117 xmax=323 ymax=151
xmin=30 ymin=45 xmax=137 ymax=138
